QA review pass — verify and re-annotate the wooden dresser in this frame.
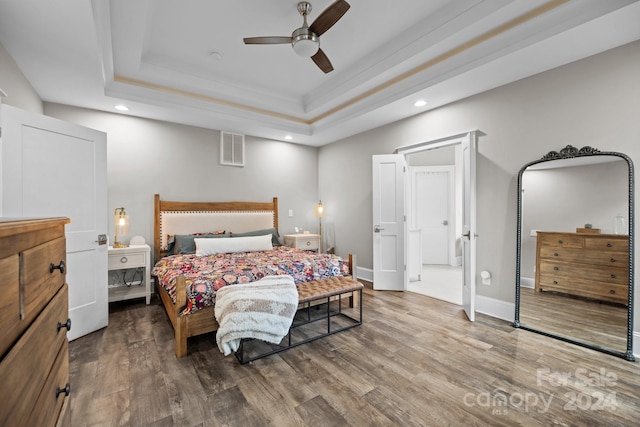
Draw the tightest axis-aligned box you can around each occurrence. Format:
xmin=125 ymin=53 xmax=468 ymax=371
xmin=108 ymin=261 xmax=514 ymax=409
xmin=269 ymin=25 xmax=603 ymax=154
xmin=535 ymin=231 xmax=629 ymax=304
xmin=0 ymin=218 xmax=72 ymax=426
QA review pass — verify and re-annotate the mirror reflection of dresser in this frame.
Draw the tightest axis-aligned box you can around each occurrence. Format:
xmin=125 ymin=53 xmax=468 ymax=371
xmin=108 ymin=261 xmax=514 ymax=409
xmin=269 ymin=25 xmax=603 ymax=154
xmin=535 ymin=231 xmax=628 ymax=304
xmin=514 ymin=145 xmax=635 ymax=361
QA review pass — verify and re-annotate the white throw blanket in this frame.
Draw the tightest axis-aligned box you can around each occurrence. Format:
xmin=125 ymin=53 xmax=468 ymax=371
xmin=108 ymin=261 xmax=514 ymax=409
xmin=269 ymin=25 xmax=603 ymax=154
xmin=214 ymin=275 xmax=299 ymax=355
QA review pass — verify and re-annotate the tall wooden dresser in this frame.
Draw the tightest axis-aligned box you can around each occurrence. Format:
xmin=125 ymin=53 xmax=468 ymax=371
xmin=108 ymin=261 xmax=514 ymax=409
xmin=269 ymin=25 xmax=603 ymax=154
xmin=0 ymin=218 xmax=72 ymax=426
xmin=535 ymin=231 xmax=629 ymax=304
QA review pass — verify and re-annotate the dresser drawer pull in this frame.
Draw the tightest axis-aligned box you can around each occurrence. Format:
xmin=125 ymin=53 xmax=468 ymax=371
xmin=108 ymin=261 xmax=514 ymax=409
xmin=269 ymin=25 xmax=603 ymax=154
xmin=558 ymin=240 xmax=563 ymax=244
xmin=120 ymin=256 xmax=128 ymax=263
xmin=610 ymin=258 xmax=616 ymax=263
xmin=49 ymin=260 xmax=65 ymax=274
xmin=553 ymin=280 xmax=558 ymax=285
xmin=553 ymin=266 xmax=559 ymax=271
xmin=607 ymin=243 xmax=613 ymax=247
xmin=57 ymin=318 xmax=72 ymax=332
xmin=55 ymin=383 xmax=70 ymax=398
xmin=611 ymin=274 xmax=616 ymax=279
xmin=609 ymin=289 xmax=616 ymax=295
xmin=553 ymin=252 xmax=559 ymax=257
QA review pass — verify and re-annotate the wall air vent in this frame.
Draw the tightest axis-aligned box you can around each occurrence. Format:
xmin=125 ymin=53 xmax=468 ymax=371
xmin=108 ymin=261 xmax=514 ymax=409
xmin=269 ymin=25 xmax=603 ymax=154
xmin=220 ymin=132 xmax=245 ymax=167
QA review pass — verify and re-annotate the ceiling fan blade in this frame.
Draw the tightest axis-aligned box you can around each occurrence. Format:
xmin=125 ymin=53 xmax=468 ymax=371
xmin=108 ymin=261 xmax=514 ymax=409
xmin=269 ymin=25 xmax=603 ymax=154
xmin=309 ymin=0 xmax=350 ymax=36
xmin=243 ymin=36 xmax=292 ymax=45
xmin=311 ymin=49 xmax=334 ymax=73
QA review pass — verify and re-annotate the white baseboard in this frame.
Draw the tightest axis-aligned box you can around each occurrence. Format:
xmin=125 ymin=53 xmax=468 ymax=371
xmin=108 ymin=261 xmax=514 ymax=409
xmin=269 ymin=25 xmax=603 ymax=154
xmin=357 ymin=266 xmax=373 ymax=282
xmin=475 ymin=295 xmax=515 ymax=322
xmin=521 ymin=277 xmax=535 ymax=289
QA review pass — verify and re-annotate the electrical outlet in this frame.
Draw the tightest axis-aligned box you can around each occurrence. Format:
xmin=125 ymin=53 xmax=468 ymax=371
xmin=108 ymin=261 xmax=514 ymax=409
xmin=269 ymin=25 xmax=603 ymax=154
xmin=288 ymin=209 xmax=293 ymax=217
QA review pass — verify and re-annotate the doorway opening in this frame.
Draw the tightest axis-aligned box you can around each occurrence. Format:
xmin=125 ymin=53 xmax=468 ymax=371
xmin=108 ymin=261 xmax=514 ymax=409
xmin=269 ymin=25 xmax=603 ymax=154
xmin=405 ymin=147 xmax=463 ymax=305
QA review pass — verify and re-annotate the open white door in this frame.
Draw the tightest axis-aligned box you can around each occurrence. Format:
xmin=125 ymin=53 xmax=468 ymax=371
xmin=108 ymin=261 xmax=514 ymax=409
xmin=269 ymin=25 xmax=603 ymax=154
xmin=372 ymin=154 xmax=406 ymax=290
xmin=1 ymin=105 xmax=108 ymax=340
xmin=461 ymin=134 xmax=477 ymax=321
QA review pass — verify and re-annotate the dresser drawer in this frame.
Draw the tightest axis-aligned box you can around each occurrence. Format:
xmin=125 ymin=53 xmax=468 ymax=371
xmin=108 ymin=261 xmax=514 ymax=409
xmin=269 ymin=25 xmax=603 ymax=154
xmin=538 ymin=260 xmax=628 ymax=285
xmin=108 ymin=251 xmax=145 ymax=269
xmin=538 ymin=275 xmax=628 ymax=304
xmin=26 ymin=340 xmax=69 ymax=427
xmin=584 ymin=237 xmax=628 ymax=252
xmin=21 ymin=236 xmax=67 ymax=319
xmin=539 ymin=246 xmax=628 ymax=267
xmin=0 ymin=284 xmax=69 ymax=426
xmin=0 ymin=254 xmax=20 ymax=357
xmin=538 ymin=233 xmax=584 ymax=248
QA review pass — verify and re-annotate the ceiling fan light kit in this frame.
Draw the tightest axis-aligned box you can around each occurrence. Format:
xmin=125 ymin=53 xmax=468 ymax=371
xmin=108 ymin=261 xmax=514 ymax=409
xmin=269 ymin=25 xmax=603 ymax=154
xmin=243 ymin=0 xmax=350 ymax=73
xmin=292 ymin=28 xmax=319 ymax=57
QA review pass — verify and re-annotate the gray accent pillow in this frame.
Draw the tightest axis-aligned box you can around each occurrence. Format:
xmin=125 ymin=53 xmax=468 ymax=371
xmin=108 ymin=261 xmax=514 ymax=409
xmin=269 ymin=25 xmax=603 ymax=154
xmin=231 ymin=227 xmax=281 ymax=246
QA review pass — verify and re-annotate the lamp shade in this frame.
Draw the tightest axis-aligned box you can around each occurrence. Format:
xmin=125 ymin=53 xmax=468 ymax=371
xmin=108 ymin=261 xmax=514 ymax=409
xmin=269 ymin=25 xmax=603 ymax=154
xmin=314 ymin=200 xmax=326 ymax=218
xmin=114 ymin=207 xmax=130 ymax=248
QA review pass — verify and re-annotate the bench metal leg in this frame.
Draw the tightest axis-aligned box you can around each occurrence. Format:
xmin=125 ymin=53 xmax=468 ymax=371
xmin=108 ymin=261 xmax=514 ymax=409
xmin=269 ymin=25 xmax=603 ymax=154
xmin=235 ymin=287 xmax=363 ymax=364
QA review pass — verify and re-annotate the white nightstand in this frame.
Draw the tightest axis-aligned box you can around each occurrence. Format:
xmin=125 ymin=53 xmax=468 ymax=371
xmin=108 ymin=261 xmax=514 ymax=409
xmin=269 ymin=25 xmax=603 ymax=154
xmin=108 ymin=244 xmax=151 ymax=304
xmin=284 ymin=233 xmax=321 ymax=251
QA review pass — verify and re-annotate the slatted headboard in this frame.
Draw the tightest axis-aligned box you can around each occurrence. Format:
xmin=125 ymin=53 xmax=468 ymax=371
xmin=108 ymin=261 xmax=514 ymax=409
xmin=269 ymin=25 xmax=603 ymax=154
xmin=153 ymin=194 xmax=279 ymax=262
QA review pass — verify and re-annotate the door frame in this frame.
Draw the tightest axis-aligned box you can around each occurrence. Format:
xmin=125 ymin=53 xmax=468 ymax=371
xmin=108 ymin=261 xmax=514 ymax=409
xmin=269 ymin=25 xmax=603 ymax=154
xmin=394 ymin=130 xmax=483 ymax=320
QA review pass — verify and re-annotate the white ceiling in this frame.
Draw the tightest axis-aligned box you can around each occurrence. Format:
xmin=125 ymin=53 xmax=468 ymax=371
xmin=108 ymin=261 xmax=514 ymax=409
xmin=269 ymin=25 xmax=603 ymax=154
xmin=1 ymin=0 xmax=639 ymax=147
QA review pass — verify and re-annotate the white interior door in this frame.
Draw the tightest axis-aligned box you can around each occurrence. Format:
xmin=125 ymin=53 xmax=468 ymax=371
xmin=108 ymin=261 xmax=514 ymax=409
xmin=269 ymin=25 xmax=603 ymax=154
xmin=412 ymin=167 xmax=451 ymax=264
xmin=1 ymin=104 xmax=108 ymax=340
xmin=372 ymin=154 xmax=406 ymax=291
xmin=461 ymin=134 xmax=477 ymax=321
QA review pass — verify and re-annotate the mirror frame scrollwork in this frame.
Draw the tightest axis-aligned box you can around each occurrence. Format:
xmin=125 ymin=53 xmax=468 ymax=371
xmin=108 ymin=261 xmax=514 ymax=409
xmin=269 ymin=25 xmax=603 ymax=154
xmin=514 ymin=145 xmax=635 ymax=361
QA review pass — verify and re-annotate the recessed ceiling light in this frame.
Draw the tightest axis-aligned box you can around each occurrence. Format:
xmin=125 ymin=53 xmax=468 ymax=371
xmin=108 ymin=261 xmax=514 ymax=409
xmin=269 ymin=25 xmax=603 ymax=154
xmin=414 ymin=100 xmax=427 ymax=107
xmin=114 ymin=104 xmax=129 ymax=111
xmin=284 ymin=135 xmax=293 ymax=140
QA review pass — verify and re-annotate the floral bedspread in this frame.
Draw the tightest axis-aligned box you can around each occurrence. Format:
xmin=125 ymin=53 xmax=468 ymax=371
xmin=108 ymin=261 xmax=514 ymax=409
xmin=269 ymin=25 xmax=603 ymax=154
xmin=152 ymin=246 xmax=350 ymax=315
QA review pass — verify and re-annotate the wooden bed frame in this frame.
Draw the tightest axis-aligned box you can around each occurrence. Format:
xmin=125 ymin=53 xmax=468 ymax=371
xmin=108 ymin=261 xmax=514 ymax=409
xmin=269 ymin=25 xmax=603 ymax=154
xmin=153 ymin=194 xmax=355 ymax=358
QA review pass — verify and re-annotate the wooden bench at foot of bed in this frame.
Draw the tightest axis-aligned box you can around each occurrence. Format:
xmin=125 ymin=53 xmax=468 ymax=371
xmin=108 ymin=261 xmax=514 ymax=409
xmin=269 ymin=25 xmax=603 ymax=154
xmin=156 ymin=254 xmax=358 ymax=359
xmin=235 ymin=276 xmax=364 ymax=364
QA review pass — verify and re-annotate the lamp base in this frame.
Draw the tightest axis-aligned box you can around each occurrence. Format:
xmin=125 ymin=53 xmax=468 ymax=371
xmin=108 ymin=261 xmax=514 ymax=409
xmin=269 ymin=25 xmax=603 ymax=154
xmin=113 ymin=235 xmax=129 ymax=248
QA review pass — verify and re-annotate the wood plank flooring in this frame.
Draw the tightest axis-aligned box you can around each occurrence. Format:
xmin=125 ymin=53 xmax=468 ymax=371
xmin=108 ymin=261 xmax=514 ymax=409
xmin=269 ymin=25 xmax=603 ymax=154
xmin=69 ymin=284 xmax=640 ymax=426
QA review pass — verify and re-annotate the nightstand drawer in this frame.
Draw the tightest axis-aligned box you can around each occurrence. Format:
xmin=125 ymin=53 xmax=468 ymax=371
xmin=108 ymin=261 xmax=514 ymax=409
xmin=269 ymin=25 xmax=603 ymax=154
xmin=284 ymin=234 xmax=321 ymax=251
xmin=108 ymin=252 xmax=145 ymax=270
xmin=298 ymin=238 xmax=319 ymax=250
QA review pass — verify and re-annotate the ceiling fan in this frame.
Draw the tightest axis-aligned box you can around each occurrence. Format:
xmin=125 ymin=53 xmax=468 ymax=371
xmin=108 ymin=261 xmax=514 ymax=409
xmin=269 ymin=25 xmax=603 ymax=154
xmin=243 ymin=0 xmax=350 ymax=73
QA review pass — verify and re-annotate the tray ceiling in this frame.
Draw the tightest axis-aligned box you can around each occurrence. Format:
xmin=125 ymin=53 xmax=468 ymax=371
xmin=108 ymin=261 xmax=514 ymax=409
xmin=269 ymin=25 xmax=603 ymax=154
xmin=1 ymin=0 xmax=639 ymax=146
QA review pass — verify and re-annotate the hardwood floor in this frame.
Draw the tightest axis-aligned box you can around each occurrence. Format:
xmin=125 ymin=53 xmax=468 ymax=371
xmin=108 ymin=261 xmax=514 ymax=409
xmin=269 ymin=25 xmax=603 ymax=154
xmin=69 ymin=284 xmax=640 ymax=426
xmin=520 ymin=287 xmax=628 ymax=352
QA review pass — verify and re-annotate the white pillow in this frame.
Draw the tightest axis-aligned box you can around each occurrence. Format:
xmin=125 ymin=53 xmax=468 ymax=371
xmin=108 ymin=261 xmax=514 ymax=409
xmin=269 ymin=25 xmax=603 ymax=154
xmin=195 ymin=234 xmax=273 ymax=256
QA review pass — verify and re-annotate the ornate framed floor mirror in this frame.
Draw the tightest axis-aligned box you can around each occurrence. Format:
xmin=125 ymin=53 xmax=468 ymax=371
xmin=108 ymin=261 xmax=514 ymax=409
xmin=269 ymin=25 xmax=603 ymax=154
xmin=514 ymin=145 xmax=635 ymax=361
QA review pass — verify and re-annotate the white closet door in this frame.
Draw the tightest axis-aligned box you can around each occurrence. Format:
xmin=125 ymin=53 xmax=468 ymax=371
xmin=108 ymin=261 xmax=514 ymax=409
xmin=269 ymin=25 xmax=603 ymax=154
xmin=1 ymin=104 xmax=108 ymax=340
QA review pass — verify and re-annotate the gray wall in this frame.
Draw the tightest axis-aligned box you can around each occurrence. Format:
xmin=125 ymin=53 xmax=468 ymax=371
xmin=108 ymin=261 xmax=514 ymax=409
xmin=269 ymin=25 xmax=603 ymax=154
xmin=0 ymin=41 xmax=42 ymax=113
xmin=42 ymin=104 xmax=320 ymax=261
xmin=318 ymin=40 xmax=640 ymax=319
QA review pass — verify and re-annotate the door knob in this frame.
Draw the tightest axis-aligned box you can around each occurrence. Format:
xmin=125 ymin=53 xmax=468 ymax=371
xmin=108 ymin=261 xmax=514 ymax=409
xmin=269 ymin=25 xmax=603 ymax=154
xmin=374 ymin=225 xmax=384 ymax=233
xmin=442 ymin=220 xmax=448 ymax=225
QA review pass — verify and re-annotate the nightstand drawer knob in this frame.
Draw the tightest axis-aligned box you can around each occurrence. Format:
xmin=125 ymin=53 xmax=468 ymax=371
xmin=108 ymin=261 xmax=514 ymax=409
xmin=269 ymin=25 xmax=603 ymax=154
xmin=49 ymin=260 xmax=65 ymax=275
xmin=306 ymin=241 xmax=311 ymax=246
xmin=120 ymin=256 xmax=128 ymax=263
